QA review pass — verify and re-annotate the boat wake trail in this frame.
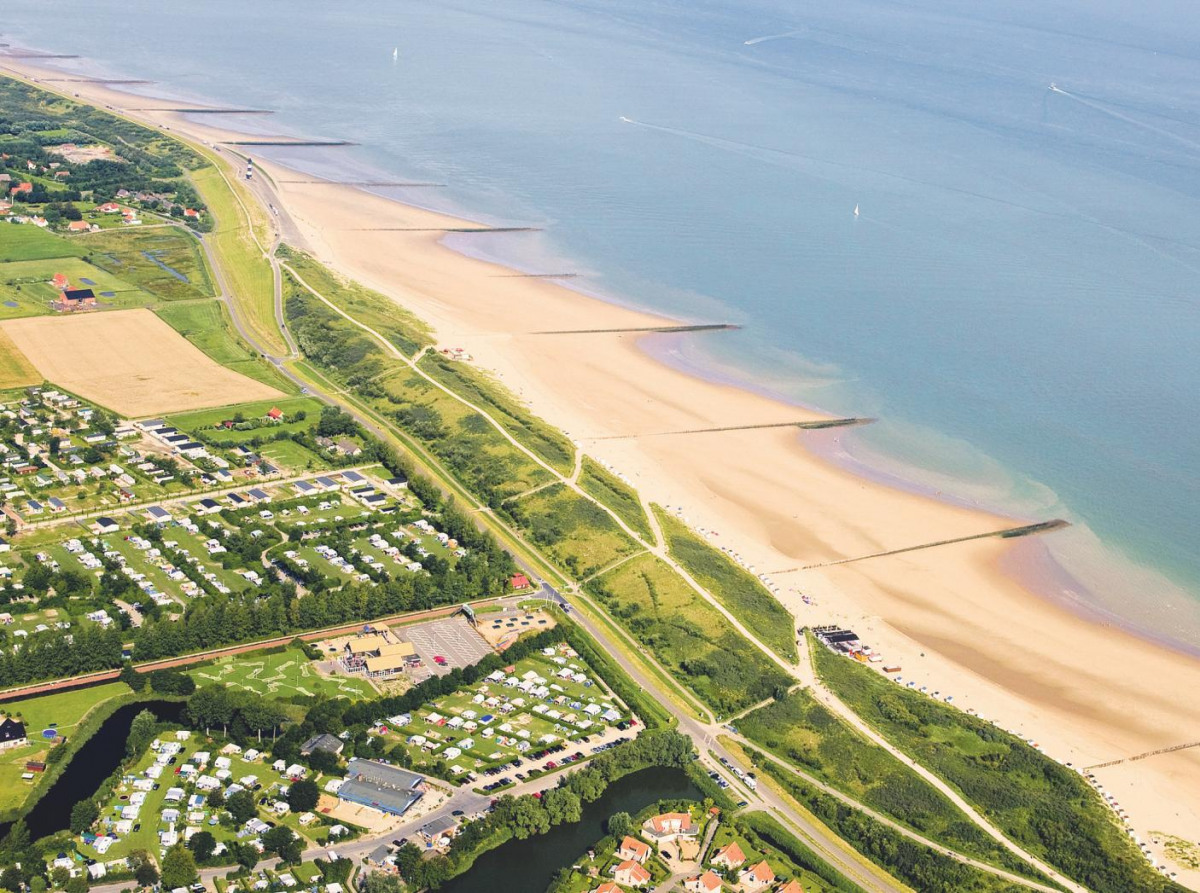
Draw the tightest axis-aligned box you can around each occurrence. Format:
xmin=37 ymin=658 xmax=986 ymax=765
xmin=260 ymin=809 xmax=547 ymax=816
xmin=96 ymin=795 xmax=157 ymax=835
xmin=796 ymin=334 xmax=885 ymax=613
xmin=743 ymin=29 xmax=804 ymax=46
xmin=1049 ymin=84 xmax=1200 ymax=154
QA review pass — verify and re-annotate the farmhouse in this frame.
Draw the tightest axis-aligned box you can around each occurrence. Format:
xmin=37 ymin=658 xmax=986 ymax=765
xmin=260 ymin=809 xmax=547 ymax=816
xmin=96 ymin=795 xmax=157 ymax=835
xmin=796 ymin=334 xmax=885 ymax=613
xmin=338 ymin=758 xmax=425 ymax=817
xmin=53 ymin=288 xmax=97 ymax=313
xmin=0 ymin=717 xmax=27 ymax=749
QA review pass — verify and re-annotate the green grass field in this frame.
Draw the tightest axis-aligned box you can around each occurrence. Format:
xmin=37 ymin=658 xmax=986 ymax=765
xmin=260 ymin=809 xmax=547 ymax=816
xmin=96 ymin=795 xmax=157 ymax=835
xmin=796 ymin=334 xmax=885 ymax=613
xmin=586 ymin=552 xmax=791 ymax=716
xmin=167 ymin=395 xmax=323 ymax=442
xmin=507 ymin=483 xmax=642 ymax=579
xmin=655 ymin=507 xmax=797 ymax=661
xmin=259 ymin=437 xmax=329 ymax=473
xmin=0 ymin=682 xmax=130 ymax=812
xmin=0 ymin=224 xmax=86 ymax=262
xmin=155 ymin=300 xmax=298 ymax=393
xmin=577 ymin=457 xmax=654 ymax=541
xmin=79 ymin=226 xmax=216 ymax=301
xmin=191 ymin=164 xmax=287 ymax=356
xmin=0 ymin=256 xmax=157 ymax=317
xmin=189 ymin=647 xmax=375 ymax=700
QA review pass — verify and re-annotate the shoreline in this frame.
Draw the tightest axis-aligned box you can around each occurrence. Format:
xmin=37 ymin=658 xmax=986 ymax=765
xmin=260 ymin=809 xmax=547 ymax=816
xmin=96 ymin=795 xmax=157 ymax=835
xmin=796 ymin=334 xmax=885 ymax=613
xmin=4 ymin=50 xmax=1200 ymax=873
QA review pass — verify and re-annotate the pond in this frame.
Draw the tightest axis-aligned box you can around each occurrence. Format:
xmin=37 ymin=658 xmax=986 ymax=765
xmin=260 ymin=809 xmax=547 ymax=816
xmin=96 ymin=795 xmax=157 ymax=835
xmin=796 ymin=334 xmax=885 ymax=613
xmin=440 ymin=766 xmax=703 ymax=893
xmin=0 ymin=698 xmax=185 ymax=842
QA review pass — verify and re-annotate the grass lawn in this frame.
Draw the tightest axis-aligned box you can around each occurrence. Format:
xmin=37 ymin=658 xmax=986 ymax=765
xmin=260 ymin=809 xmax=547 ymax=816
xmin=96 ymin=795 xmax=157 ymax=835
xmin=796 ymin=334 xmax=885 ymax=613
xmin=76 ymin=226 xmax=216 ymax=301
xmin=0 ymin=224 xmax=86 ymax=262
xmin=168 ymin=396 xmax=323 ymax=443
xmin=0 ymin=681 xmax=130 ymax=813
xmin=0 ymin=256 xmax=158 ymax=317
xmin=189 ymin=647 xmax=375 ymax=700
xmin=506 ymin=483 xmax=642 ymax=579
xmin=654 ymin=507 xmax=797 ymax=662
xmin=191 ymin=164 xmax=287 ymax=356
xmin=586 ymin=553 xmax=791 ymax=716
xmin=576 ymin=458 xmax=653 ymax=542
xmin=155 ymin=300 xmax=298 ymax=394
xmin=258 ymin=438 xmax=329 ymax=473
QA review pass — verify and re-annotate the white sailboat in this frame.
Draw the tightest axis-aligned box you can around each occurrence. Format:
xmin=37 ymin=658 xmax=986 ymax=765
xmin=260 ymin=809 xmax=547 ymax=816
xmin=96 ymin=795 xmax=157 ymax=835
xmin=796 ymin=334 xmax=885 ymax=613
xmin=853 ymin=203 xmax=860 ymax=218
xmin=392 ymin=47 xmax=399 ymax=62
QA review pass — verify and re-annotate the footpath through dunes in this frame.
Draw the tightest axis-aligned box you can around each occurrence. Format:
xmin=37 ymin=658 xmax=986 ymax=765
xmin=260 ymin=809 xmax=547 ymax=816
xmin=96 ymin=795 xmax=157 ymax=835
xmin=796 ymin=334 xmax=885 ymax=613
xmin=0 ymin=308 xmax=283 ymax=415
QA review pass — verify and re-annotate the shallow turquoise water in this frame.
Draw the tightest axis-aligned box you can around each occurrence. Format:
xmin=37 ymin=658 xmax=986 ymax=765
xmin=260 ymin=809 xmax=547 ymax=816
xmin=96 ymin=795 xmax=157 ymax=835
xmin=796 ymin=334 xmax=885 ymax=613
xmin=5 ymin=0 xmax=1200 ymax=644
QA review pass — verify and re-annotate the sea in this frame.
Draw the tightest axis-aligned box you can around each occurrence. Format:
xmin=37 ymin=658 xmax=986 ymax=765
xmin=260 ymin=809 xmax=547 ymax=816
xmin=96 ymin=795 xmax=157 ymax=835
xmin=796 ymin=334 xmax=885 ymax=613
xmin=4 ymin=0 xmax=1200 ymax=649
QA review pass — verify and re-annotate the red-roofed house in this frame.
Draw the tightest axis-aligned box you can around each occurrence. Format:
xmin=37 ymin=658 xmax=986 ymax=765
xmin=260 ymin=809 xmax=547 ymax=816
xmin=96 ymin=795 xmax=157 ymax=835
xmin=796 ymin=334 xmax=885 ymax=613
xmin=617 ymin=836 xmax=651 ymax=864
xmin=51 ymin=274 xmax=69 ymax=290
xmin=266 ymin=407 xmax=284 ymax=421
xmin=510 ymin=573 xmax=531 ymax=590
xmin=643 ymin=812 xmax=697 ymax=841
xmin=612 ymin=861 xmax=651 ymax=887
xmin=10 ymin=182 xmax=32 ymax=196
xmin=774 ymin=882 xmax=803 ymax=893
xmin=711 ymin=842 xmax=745 ymax=869
xmin=684 ymin=871 xmax=723 ymax=893
xmin=738 ymin=861 xmax=776 ymax=892
xmin=184 ymin=208 xmax=200 ymax=218
xmin=592 ymin=884 xmax=621 ymax=893
xmin=97 ymin=202 xmax=121 ymax=213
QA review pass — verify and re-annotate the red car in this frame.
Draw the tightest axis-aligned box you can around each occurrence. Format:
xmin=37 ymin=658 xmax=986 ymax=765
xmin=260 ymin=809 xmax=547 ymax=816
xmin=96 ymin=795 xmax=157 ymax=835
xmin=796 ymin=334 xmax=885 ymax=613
xmin=433 ymin=655 xmax=448 ymax=666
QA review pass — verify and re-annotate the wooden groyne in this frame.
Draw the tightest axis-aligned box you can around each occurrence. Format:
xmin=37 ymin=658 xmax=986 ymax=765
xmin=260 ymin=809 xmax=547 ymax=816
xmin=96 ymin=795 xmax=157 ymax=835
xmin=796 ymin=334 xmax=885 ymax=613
xmin=3 ymin=53 xmax=80 ymax=59
xmin=493 ymin=272 xmax=578 ymax=279
xmin=39 ymin=77 xmax=155 ymax=85
xmin=278 ymin=179 xmax=446 ymax=187
xmin=343 ymin=226 xmax=541 ymax=233
xmin=222 ymin=139 xmax=357 ymax=147
xmin=777 ymin=519 xmax=1070 ymax=572
xmin=1084 ymin=740 xmax=1200 ymax=770
xmin=589 ymin=417 xmax=872 ymax=441
xmin=131 ymin=107 xmax=274 ymax=115
xmin=532 ymin=323 xmax=740 ymax=335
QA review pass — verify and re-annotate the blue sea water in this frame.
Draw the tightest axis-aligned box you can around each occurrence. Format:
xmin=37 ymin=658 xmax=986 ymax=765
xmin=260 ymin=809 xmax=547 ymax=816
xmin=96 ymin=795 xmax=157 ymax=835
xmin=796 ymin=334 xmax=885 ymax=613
xmin=5 ymin=0 xmax=1200 ymax=644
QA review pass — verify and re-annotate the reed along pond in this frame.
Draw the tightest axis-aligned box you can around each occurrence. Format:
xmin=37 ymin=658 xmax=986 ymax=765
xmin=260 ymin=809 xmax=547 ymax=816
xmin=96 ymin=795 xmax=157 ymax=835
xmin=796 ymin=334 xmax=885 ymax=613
xmin=441 ymin=767 xmax=702 ymax=893
xmin=1 ymin=699 xmax=185 ymax=841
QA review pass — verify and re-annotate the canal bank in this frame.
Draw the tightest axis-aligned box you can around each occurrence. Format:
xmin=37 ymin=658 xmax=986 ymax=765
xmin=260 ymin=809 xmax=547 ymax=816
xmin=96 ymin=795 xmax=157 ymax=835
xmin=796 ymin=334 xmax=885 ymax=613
xmin=0 ymin=698 xmax=185 ymax=842
xmin=440 ymin=767 xmax=702 ymax=893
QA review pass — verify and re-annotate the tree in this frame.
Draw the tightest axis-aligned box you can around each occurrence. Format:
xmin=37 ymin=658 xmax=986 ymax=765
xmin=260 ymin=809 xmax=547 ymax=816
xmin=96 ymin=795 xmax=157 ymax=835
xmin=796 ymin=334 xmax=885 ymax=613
xmin=186 ymin=686 xmax=234 ymax=734
xmin=286 ymin=779 xmax=319 ymax=813
xmin=187 ymin=830 xmax=216 ymax=863
xmin=262 ymin=826 xmax=302 ymax=863
xmin=225 ymin=789 xmax=257 ymax=824
xmin=127 ymin=852 xmax=158 ymax=888
xmin=542 ymin=788 xmax=581 ymax=825
xmin=64 ymin=878 xmax=88 ymax=893
xmin=358 ymin=873 xmax=404 ymax=893
xmin=70 ymin=798 xmax=100 ymax=834
xmin=29 ymin=876 xmax=47 ymax=893
xmin=239 ymin=700 xmax=285 ymax=743
xmin=119 ymin=662 xmax=146 ymax=692
xmin=149 ymin=669 xmax=195 ymax=695
xmin=606 ymin=811 xmax=633 ymax=840
xmin=125 ymin=709 xmax=158 ymax=759
xmin=50 ymin=867 xmax=70 ymax=889
xmin=160 ymin=844 xmax=198 ymax=889
xmin=1 ymin=867 xmax=24 ymax=892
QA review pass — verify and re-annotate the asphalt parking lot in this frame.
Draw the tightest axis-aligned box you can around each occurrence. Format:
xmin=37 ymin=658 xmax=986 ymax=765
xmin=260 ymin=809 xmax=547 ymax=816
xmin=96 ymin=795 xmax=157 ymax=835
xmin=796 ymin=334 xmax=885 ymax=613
xmin=400 ymin=616 xmax=493 ymax=677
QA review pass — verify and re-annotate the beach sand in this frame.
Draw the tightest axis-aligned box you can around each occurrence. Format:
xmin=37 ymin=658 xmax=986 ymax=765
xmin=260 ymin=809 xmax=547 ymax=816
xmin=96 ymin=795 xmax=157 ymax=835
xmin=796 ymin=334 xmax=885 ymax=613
xmin=5 ymin=58 xmax=1199 ymax=877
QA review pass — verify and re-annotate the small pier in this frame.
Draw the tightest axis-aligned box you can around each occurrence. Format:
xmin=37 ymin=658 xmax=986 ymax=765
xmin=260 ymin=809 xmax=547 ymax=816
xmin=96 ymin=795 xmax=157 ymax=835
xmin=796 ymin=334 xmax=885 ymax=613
xmin=588 ymin=417 xmax=871 ymax=441
xmin=775 ymin=519 xmax=1070 ymax=573
xmin=531 ymin=323 xmax=739 ymax=335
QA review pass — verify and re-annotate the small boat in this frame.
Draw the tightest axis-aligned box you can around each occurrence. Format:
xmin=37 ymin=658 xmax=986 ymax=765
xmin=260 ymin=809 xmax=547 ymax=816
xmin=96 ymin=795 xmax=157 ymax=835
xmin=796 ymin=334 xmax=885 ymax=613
xmin=853 ymin=203 xmax=860 ymax=217
xmin=392 ymin=47 xmax=399 ymax=61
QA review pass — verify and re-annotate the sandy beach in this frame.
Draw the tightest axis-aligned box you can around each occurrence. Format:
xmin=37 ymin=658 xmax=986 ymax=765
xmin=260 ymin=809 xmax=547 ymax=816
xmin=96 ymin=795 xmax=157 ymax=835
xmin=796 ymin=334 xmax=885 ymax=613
xmin=5 ymin=57 xmax=1200 ymax=876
